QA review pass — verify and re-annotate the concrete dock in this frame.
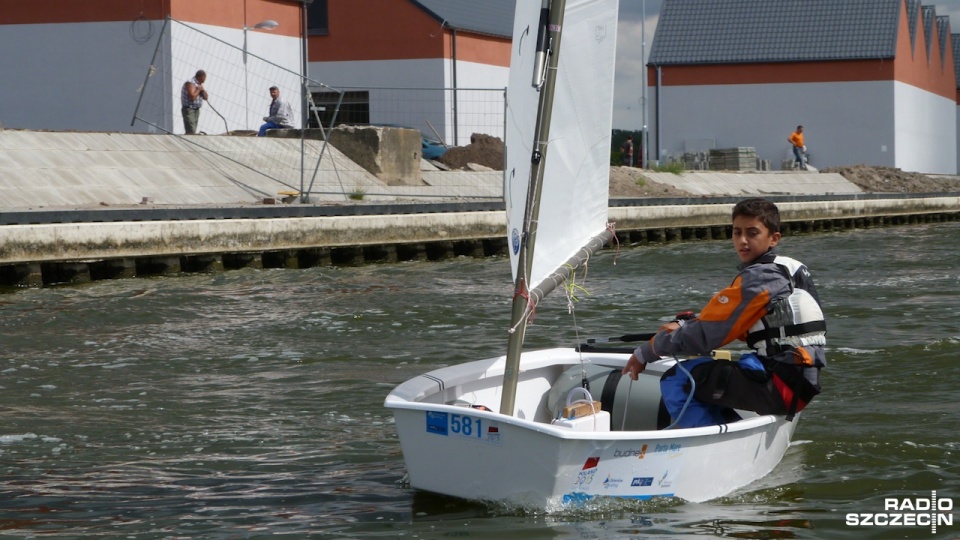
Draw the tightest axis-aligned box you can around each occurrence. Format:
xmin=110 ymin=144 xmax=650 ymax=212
xmin=2 ymin=130 xmax=958 ymax=287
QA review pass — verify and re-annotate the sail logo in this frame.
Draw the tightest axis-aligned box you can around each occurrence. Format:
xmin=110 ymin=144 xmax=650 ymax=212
xmin=602 ymin=475 xmax=623 ymax=490
xmin=594 ymin=24 xmax=607 ymax=44
xmin=575 ymin=456 xmax=601 ymax=488
xmin=658 ymin=469 xmax=673 ymax=489
xmin=511 ymin=228 xmax=521 ymax=255
xmin=654 ymin=443 xmax=682 ymax=453
xmin=425 ymin=411 xmax=448 ymax=436
xmin=845 ymin=491 xmax=953 ymax=534
xmin=485 ymin=424 xmax=501 ymax=443
xmin=613 ymin=444 xmax=647 ymax=459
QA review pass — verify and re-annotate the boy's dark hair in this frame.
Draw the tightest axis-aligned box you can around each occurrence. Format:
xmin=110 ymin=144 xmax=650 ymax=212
xmin=732 ymin=198 xmax=780 ymax=233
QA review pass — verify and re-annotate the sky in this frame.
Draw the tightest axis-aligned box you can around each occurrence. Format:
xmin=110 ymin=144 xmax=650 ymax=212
xmin=611 ymin=0 xmax=960 ymax=129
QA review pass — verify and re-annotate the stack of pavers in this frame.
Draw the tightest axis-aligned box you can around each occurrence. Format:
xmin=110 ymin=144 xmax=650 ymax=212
xmin=708 ymin=147 xmax=758 ymax=171
xmin=679 ymin=151 xmax=709 ymax=170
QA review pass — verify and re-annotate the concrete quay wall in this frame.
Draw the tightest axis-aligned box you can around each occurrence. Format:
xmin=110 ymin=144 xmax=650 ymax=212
xmin=609 ymin=195 xmax=960 ymax=229
xmin=2 ymin=195 xmax=958 ymax=288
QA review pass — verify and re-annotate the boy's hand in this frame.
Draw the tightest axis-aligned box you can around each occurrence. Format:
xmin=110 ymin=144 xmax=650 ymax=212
xmin=622 ymin=353 xmax=646 ymax=380
xmin=659 ymin=321 xmax=680 ymax=333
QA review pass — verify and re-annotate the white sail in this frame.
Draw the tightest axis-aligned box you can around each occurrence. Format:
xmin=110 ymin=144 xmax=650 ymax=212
xmin=505 ymin=0 xmax=619 ymax=290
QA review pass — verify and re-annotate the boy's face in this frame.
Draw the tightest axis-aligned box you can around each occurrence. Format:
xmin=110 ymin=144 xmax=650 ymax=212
xmin=732 ymin=215 xmax=780 ymax=263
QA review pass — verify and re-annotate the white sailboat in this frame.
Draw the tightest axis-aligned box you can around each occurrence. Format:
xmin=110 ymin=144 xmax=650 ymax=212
xmin=384 ymin=0 xmax=798 ymax=509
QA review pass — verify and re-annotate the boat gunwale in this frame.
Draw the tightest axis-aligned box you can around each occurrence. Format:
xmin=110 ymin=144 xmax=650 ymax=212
xmin=385 ymin=347 xmax=788 ymax=440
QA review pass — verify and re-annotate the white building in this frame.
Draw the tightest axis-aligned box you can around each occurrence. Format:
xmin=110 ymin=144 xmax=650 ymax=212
xmin=305 ymin=0 xmax=514 ymax=146
xmin=646 ymin=0 xmax=958 ymax=174
xmin=0 ymin=0 xmax=306 ymax=135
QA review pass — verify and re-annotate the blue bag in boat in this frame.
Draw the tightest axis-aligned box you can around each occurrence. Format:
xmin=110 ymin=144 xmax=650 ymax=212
xmin=737 ymin=352 xmax=765 ymax=374
xmin=659 ymin=357 xmax=728 ymax=428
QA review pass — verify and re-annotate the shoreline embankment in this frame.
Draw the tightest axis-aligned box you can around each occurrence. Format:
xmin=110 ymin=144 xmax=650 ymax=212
xmin=2 ymin=131 xmax=959 ymax=287
xmin=2 ymin=194 xmax=958 ymax=288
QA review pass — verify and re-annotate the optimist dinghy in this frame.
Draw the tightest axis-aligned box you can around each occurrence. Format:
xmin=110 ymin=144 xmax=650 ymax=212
xmin=384 ymin=0 xmax=798 ymax=508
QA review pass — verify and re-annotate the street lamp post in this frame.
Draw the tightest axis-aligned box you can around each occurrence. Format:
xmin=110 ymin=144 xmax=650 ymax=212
xmin=244 ymin=19 xmax=279 ymax=130
xmin=641 ymin=0 xmax=648 ymax=169
xmin=300 ymin=0 xmax=314 ymax=203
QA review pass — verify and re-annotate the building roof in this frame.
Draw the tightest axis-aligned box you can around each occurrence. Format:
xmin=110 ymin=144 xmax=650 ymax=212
xmin=907 ymin=0 xmax=920 ymax=49
xmin=649 ymin=0 xmax=906 ymax=65
xmin=938 ymin=16 xmax=951 ymax=69
xmin=953 ymin=32 xmax=960 ymax=87
xmin=408 ymin=0 xmax=515 ymax=39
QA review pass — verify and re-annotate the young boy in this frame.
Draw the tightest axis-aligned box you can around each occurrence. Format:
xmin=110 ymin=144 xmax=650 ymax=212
xmin=621 ymin=198 xmax=826 ymax=421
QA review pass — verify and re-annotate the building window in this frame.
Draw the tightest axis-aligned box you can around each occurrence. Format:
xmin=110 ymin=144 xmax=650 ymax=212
xmin=310 ymin=91 xmax=369 ymax=128
xmin=307 ymin=0 xmax=328 ymax=36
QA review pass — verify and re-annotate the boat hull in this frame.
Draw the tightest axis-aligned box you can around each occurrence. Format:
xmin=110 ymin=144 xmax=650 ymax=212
xmin=385 ymin=348 xmax=797 ymax=508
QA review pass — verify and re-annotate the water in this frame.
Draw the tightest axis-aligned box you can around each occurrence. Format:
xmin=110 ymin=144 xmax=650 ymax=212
xmin=2 ymin=222 xmax=959 ymax=539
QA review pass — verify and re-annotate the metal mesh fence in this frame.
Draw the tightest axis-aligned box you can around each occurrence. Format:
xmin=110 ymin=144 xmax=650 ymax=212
xmin=132 ymin=18 xmax=507 ymax=202
xmin=311 ymin=86 xmax=506 ymax=147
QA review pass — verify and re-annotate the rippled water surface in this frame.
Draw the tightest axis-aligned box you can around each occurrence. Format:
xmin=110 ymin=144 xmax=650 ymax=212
xmin=2 ymin=222 xmax=959 ymax=538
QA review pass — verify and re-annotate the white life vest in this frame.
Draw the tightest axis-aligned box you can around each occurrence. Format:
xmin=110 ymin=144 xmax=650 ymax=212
xmin=745 ymin=256 xmax=826 ymax=359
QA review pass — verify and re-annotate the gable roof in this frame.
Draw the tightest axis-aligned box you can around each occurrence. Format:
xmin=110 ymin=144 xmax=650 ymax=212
xmin=938 ymin=15 xmax=951 ymax=69
xmin=923 ymin=6 xmax=936 ymax=59
xmin=953 ymin=33 xmax=960 ymax=87
xmin=408 ymin=0 xmax=515 ymax=39
xmin=649 ymin=0 xmax=902 ymax=65
xmin=907 ymin=0 xmax=920 ymax=54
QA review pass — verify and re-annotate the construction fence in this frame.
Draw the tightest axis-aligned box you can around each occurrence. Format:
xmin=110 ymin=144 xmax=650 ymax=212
xmin=131 ymin=18 xmax=507 ymax=203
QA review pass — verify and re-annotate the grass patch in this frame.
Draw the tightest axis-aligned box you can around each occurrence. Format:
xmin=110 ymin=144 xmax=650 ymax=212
xmin=652 ymin=161 xmax=686 ymax=174
xmin=348 ymin=188 xmax=366 ymax=201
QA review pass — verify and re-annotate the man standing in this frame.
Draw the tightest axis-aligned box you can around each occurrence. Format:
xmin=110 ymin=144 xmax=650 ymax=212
xmin=258 ymin=86 xmax=294 ymax=137
xmin=181 ymin=70 xmax=208 ymax=135
xmin=621 ymin=135 xmax=634 ymax=166
xmin=788 ymin=125 xmax=806 ymax=170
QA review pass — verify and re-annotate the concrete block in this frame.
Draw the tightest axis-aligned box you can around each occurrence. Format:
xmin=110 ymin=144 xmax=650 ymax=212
xmin=327 ymin=126 xmax=423 ymax=186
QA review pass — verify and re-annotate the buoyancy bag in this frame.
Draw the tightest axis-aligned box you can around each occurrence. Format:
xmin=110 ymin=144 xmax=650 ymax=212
xmin=547 ymin=363 xmax=664 ymax=431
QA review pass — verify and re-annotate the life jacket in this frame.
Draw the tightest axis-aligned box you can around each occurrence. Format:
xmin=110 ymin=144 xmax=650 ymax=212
xmin=745 ymin=256 xmax=826 ymax=365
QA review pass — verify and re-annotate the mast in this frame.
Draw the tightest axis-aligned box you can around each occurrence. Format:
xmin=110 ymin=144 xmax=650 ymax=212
xmin=500 ymin=0 xmax=568 ymax=416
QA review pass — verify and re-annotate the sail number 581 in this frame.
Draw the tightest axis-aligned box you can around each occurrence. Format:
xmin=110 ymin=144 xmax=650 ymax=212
xmin=450 ymin=414 xmax=482 ymax=438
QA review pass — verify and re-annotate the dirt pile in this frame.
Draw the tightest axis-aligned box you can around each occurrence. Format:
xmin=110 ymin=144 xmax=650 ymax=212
xmin=435 ymin=138 xmax=960 ymax=196
xmin=820 ymin=164 xmax=960 ymax=193
xmin=608 ymin=166 xmax=694 ymax=197
xmin=607 ymin=163 xmax=960 ymax=197
xmin=437 ymin=133 xmax=504 ymax=170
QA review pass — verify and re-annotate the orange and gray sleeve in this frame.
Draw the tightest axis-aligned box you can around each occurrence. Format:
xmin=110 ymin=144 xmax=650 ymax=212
xmin=634 ymin=265 xmax=789 ymax=363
